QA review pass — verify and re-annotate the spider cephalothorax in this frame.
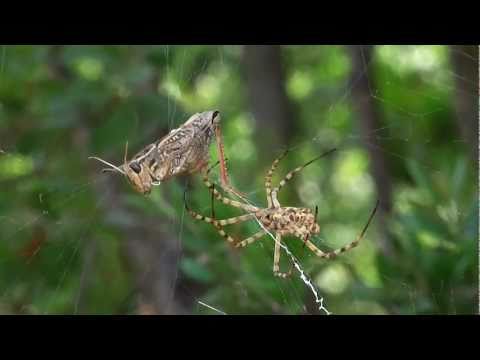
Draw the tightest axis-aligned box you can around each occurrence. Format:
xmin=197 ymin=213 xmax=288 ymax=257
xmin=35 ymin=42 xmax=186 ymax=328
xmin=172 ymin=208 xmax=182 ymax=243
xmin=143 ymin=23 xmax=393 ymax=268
xmin=186 ymin=148 xmax=379 ymax=278
xmin=89 ymin=110 xmax=237 ymax=195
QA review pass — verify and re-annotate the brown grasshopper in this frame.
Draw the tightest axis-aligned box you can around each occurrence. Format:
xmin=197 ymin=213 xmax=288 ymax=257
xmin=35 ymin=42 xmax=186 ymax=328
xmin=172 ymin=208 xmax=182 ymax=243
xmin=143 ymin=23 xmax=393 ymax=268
xmin=89 ymin=110 xmax=234 ymax=195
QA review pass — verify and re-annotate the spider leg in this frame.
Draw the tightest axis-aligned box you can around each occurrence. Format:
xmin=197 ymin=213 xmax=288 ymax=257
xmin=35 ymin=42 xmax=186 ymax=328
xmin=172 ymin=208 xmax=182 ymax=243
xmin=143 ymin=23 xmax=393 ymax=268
xmin=272 ymin=234 xmax=292 ymax=278
xmin=203 ymin=172 xmax=259 ymax=213
xmin=205 ymin=160 xmax=221 ymax=175
xmin=234 ymin=230 xmax=267 ymax=248
xmin=301 ymin=205 xmax=317 ymax=251
xmin=185 ymin=204 xmax=265 ymax=247
xmin=185 ymin=206 xmax=235 ymax=244
xmin=270 ymin=148 xmax=337 ymax=208
xmin=186 ymin=207 xmax=257 ymax=227
xmin=214 ymin=223 xmax=238 ymax=245
xmin=264 ymin=149 xmax=290 ymax=208
xmin=184 ymin=193 xmax=259 ymax=240
xmin=284 ymin=233 xmax=312 ymax=276
xmin=304 ymin=199 xmax=379 ymax=259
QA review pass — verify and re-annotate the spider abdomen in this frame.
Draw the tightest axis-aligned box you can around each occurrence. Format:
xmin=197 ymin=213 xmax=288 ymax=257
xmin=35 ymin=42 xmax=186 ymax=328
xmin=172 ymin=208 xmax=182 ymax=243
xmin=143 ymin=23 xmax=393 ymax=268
xmin=260 ymin=207 xmax=320 ymax=238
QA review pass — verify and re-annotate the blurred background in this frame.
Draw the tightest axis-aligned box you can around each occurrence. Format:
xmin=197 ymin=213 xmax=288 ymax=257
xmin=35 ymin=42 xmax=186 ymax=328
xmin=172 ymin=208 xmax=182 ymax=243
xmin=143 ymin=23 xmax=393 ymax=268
xmin=0 ymin=45 xmax=477 ymax=315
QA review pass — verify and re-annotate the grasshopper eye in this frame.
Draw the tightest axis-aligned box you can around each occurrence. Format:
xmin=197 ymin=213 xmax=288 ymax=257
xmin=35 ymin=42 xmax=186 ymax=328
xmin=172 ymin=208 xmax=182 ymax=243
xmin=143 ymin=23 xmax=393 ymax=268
xmin=129 ymin=162 xmax=141 ymax=174
xmin=211 ymin=110 xmax=220 ymax=124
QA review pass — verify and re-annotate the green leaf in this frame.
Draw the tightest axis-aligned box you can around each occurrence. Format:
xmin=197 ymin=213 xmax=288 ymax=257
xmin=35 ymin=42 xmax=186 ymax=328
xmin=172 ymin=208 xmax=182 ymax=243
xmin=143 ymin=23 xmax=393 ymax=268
xmin=180 ymin=258 xmax=214 ymax=284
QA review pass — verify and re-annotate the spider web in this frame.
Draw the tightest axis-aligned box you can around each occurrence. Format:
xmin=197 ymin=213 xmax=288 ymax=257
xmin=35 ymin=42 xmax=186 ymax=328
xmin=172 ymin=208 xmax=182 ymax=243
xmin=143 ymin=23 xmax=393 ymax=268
xmin=0 ymin=45 xmax=477 ymax=315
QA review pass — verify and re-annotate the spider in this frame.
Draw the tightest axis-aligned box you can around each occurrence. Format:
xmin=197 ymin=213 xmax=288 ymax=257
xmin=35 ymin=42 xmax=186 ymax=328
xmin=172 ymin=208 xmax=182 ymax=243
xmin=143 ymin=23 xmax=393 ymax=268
xmin=185 ymin=148 xmax=380 ymax=278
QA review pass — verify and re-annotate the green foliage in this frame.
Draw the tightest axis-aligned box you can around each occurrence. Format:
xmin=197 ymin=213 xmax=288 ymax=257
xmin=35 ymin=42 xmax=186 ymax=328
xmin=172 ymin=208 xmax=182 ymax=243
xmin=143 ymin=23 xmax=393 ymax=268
xmin=0 ymin=45 xmax=476 ymax=314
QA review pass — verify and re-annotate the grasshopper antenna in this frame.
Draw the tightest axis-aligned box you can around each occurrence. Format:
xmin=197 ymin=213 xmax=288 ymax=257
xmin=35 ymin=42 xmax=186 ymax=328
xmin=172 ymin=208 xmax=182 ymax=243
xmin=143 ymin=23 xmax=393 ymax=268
xmin=88 ymin=156 xmax=126 ymax=175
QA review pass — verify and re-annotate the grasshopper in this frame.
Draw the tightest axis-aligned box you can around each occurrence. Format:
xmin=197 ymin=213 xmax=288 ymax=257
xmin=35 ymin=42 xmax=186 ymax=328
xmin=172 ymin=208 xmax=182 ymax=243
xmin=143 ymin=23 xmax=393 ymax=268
xmin=89 ymin=110 xmax=234 ymax=195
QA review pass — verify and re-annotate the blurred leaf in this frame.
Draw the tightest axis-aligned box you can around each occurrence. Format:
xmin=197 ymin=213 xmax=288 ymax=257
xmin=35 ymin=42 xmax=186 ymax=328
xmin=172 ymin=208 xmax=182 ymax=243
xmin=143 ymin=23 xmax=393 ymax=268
xmin=180 ymin=258 xmax=215 ymax=284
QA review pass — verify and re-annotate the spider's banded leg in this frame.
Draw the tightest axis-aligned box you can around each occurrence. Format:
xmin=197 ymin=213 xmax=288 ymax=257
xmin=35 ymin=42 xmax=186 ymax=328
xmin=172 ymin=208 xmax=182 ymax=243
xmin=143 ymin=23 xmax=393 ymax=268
xmin=273 ymin=234 xmax=292 ymax=278
xmin=184 ymin=192 xmax=257 ymax=230
xmin=185 ymin=207 xmax=236 ymax=244
xmin=187 ymin=207 xmax=262 ymax=247
xmin=302 ymin=206 xmax=318 ymax=250
xmin=305 ymin=199 xmax=379 ymax=259
xmin=265 ymin=149 xmax=290 ymax=208
xmin=203 ymin=173 xmax=259 ymax=213
xmin=270 ymin=148 xmax=337 ymax=208
xmin=283 ymin=233 xmax=310 ymax=276
xmin=187 ymin=208 xmax=257 ymax=227
xmin=234 ymin=230 xmax=267 ymax=248
xmin=211 ymin=222 xmax=238 ymax=245
xmin=206 ymin=160 xmax=221 ymax=175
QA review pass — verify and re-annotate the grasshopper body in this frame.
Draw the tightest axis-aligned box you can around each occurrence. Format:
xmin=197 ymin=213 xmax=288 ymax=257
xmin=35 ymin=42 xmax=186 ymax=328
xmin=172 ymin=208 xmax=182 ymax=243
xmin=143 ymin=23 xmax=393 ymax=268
xmin=90 ymin=110 xmax=226 ymax=194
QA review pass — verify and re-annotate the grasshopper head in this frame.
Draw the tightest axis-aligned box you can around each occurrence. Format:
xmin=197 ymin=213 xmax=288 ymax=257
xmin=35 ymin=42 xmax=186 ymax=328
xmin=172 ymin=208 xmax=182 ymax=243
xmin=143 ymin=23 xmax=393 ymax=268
xmin=123 ymin=160 xmax=153 ymax=195
xmin=89 ymin=142 xmax=156 ymax=195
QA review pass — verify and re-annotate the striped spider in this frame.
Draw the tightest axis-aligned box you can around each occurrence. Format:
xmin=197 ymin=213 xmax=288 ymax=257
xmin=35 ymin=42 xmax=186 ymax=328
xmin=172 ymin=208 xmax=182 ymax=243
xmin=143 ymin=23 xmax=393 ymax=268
xmin=185 ymin=148 xmax=379 ymax=278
